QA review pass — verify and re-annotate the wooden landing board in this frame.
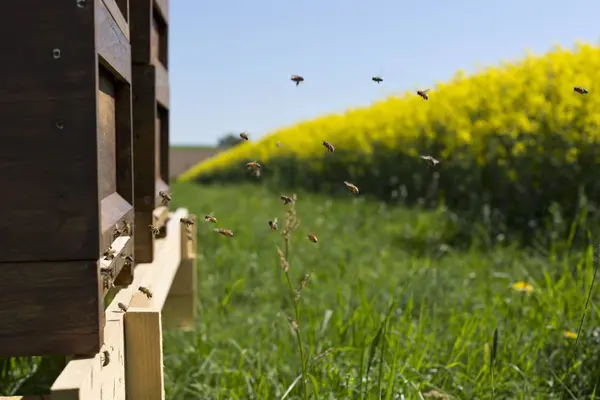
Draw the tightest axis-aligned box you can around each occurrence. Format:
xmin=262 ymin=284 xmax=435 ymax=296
xmin=51 ymin=208 xmax=189 ymax=400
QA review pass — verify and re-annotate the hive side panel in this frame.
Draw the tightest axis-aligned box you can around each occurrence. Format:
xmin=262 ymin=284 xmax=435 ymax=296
xmin=0 ymin=261 xmax=102 ymax=356
xmin=132 ymin=64 xmax=158 ymax=263
xmin=0 ymin=1 xmax=100 ymax=262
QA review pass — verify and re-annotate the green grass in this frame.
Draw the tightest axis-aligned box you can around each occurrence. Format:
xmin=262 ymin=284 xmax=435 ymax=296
xmin=164 ymin=182 xmax=600 ymax=399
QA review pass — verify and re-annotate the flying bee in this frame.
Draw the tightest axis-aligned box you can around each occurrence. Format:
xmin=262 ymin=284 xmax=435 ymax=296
xmin=420 ymin=155 xmax=440 ymax=167
xmin=214 ymin=228 xmax=234 ymax=237
xmin=102 ymin=247 xmax=116 ymax=260
xmin=240 ymin=132 xmax=249 ymax=140
xmin=290 ymin=75 xmax=304 ymax=86
xmin=149 ymin=224 xmax=160 ymax=235
xmin=322 ymin=140 xmax=335 ymax=152
xmin=372 ymin=76 xmax=383 ymax=84
xmin=574 ymin=86 xmax=589 ymax=95
xmin=281 ymin=195 xmax=293 ymax=205
xmin=416 ymin=89 xmax=430 ymax=100
xmin=117 ymin=302 xmax=128 ymax=312
xmin=158 ymin=191 xmax=172 ymax=205
xmin=343 ymin=181 xmax=359 ymax=194
xmin=100 ymin=350 xmax=110 ymax=367
xmin=138 ymin=286 xmax=153 ymax=299
xmin=180 ymin=217 xmax=194 ymax=227
xmin=246 ymin=161 xmax=261 ymax=170
xmin=276 ymin=141 xmax=282 ymax=148
xmin=269 ymin=218 xmax=278 ymax=231
xmin=307 ymin=233 xmax=318 ymax=243
xmin=204 ymin=214 xmax=217 ymax=223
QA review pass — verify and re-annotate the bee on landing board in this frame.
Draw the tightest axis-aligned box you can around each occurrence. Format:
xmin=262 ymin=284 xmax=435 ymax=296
xmin=149 ymin=225 xmax=160 ymax=236
xmin=180 ymin=217 xmax=194 ymax=227
xmin=281 ymin=195 xmax=294 ymax=205
xmin=416 ymin=89 xmax=430 ymax=100
xmin=307 ymin=233 xmax=318 ymax=243
xmin=158 ymin=191 xmax=171 ymax=205
xmin=291 ymin=75 xmax=304 ymax=86
xmin=204 ymin=214 xmax=217 ymax=223
xmin=121 ymin=254 xmax=134 ymax=266
xmin=343 ymin=181 xmax=359 ymax=194
xmin=102 ymin=247 xmax=116 ymax=260
xmin=372 ymin=76 xmax=383 ymax=84
xmin=138 ymin=286 xmax=153 ymax=299
xmin=117 ymin=302 xmax=128 ymax=312
xmin=239 ymin=132 xmax=249 ymax=140
xmin=322 ymin=140 xmax=335 ymax=153
xmin=269 ymin=218 xmax=278 ymax=231
xmin=214 ymin=228 xmax=234 ymax=237
xmin=101 ymin=350 xmax=110 ymax=367
xmin=420 ymin=155 xmax=440 ymax=167
xmin=574 ymin=86 xmax=589 ymax=95
xmin=246 ymin=161 xmax=261 ymax=170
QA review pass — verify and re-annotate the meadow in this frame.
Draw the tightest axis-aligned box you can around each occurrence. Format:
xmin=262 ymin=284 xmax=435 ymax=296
xmin=163 ymin=182 xmax=600 ymax=399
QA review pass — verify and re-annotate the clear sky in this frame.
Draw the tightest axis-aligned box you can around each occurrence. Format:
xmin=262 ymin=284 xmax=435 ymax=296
xmin=169 ymin=0 xmax=599 ymax=146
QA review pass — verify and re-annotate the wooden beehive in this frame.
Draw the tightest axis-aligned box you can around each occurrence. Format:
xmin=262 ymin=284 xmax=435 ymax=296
xmin=0 ymin=0 xmax=134 ymax=356
xmin=130 ymin=0 xmax=171 ymax=263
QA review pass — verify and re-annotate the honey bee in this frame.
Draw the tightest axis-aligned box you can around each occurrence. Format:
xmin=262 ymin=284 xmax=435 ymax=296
xmin=187 ymin=232 xmax=194 ymax=240
xmin=117 ymin=302 xmax=128 ymax=312
xmin=246 ymin=161 xmax=261 ymax=170
xmin=100 ymin=266 xmax=113 ymax=276
xmin=417 ymin=89 xmax=430 ymax=100
xmin=138 ymin=286 xmax=153 ymax=299
xmin=269 ymin=218 xmax=278 ymax=231
xmin=204 ymin=214 xmax=217 ymax=223
xmin=102 ymin=247 xmax=116 ymax=260
xmin=149 ymin=225 xmax=160 ymax=235
xmin=276 ymin=141 xmax=282 ymax=148
xmin=121 ymin=254 xmax=134 ymax=265
xmin=121 ymin=220 xmax=131 ymax=235
xmin=307 ymin=233 xmax=318 ymax=243
xmin=180 ymin=217 xmax=194 ymax=227
xmin=158 ymin=191 xmax=172 ymax=205
xmin=574 ymin=86 xmax=589 ymax=95
xmin=343 ymin=181 xmax=359 ymax=194
xmin=372 ymin=76 xmax=383 ymax=84
xmin=290 ymin=75 xmax=304 ymax=86
xmin=322 ymin=140 xmax=335 ymax=153
xmin=214 ymin=228 xmax=234 ymax=237
xmin=240 ymin=132 xmax=249 ymax=140
xmin=101 ymin=350 xmax=110 ymax=367
xmin=100 ymin=266 xmax=114 ymax=289
xmin=281 ymin=195 xmax=293 ymax=205
xmin=420 ymin=155 xmax=440 ymax=167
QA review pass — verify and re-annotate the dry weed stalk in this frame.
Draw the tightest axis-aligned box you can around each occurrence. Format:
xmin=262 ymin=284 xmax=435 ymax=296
xmin=278 ymin=194 xmax=311 ymax=400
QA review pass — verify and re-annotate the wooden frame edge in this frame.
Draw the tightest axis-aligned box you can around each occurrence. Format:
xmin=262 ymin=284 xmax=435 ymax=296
xmin=51 ymin=208 xmax=188 ymax=400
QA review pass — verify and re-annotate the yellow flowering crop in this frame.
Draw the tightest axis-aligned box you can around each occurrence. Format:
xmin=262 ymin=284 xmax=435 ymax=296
xmin=179 ymin=43 xmax=600 ymax=234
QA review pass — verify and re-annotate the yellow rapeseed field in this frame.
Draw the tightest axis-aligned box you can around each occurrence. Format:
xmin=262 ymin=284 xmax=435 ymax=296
xmin=180 ymin=43 xmax=600 ymax=236
xmin=181 ymin=43 xmax=600 ymax=182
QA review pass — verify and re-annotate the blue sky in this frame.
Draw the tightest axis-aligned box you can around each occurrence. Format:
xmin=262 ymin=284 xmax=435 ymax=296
xmin=169 ymin=0 xmax=599 ymax=146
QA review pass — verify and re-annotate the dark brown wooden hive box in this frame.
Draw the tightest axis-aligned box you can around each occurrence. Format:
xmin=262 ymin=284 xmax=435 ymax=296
xmin=0 ymin=0 xmax=134 ymax=356
xmin=130 ymin=0 xmax=171 ymax=263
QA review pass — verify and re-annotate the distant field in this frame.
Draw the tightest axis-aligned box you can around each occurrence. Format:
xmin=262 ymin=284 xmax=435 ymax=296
xmin=169 ymin=145 xmax=219 ymax=179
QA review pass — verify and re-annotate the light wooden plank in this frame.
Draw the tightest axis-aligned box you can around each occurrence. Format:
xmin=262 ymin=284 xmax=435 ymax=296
xmin=51 ymin=208 xmax=188 ymax=400
xmin=125 ymin=309 xmax=164 ymax=399
xmin=163 ymin=215 xmax=197 ymax=330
